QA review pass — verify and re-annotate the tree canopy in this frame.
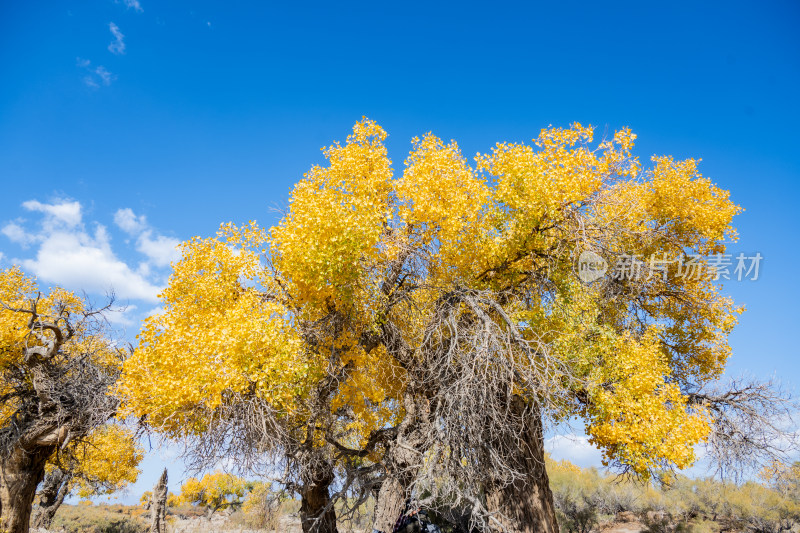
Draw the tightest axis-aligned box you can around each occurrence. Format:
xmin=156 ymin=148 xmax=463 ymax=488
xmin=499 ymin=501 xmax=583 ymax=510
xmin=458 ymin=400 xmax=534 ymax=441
xmin=118 ymin=119 xmax=758 ymax=533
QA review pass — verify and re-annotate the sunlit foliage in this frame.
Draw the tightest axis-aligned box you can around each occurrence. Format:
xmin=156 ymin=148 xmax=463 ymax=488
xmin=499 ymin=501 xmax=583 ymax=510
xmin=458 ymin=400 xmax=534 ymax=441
xmin=119 ymin=118 xmax=742 ymax=483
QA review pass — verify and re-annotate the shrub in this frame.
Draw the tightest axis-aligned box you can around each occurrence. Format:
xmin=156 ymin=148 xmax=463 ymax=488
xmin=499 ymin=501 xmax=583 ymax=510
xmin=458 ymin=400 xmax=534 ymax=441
xmin=51 ymin=504 xmax=147 ymax=533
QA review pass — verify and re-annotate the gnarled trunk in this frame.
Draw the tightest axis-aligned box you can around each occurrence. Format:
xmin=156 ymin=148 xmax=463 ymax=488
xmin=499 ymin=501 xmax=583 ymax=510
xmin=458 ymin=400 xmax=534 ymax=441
xmin=32 ymin=466 xmax=71 ymax=529
xmin=0 ymin=444 xmax=55 ymax=533
xmin=372 ymin=389 xmax=430 ymax=533
xmin=299 ymin=459 xmax=338 ymax=533
xmin=372 ymin=475 xmax=409 ymax=533
xmin=484 ymin=397 xmax=557 ymax=533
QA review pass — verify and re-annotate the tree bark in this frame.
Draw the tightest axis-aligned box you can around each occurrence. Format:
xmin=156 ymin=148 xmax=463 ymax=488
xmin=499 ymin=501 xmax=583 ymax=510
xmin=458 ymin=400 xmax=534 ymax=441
xmin=299 ymin=459 xmax=338 ymax=533
xmin=149 ymin=468 xmax=168 ymax=533
xmin=0 ymin=444 xmax=54 ymax=533
xmin=484 ymin=397 xmax=558 ymax=533
xmin=372 ymin=476 xmax=407 ymax=533
xmin=371 ymin=389 xmax=430 ymax=533
xmin=32 ymin=467 xmax=71 ymax=529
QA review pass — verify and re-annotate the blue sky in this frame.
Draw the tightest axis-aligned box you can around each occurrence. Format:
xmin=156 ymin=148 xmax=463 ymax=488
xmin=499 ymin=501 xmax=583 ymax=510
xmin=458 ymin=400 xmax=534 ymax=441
xmin=1 ymin=0 xmax=799 ymax=503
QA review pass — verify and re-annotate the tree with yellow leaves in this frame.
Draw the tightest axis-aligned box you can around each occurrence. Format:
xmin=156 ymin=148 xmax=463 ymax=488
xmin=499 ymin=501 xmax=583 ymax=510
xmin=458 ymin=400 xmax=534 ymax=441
xmin=178 ymin=471 xmax=249 ymax=518
xmin=0 ymin=267 xmax=133 ymax=533
xmin=119 ymin=119 xmax=786 ymax=533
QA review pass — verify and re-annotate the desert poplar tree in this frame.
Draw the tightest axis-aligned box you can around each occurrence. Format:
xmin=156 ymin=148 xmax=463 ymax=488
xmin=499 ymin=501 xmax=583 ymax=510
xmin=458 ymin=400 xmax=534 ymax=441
xmin=120 ymin=120 xmax=790 ymax=532
xmin=0 ymin=267 xmax=131 ymax=533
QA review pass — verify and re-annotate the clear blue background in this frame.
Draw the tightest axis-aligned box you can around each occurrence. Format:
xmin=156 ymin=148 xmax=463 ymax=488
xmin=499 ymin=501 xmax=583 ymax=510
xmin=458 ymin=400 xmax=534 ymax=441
xmin=1 ymin=0 xmax=798 ymax=503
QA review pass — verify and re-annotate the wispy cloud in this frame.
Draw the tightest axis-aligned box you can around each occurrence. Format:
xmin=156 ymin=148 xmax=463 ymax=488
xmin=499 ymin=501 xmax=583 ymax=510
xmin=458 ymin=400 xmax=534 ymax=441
xmin=2 ymin=222 xmax=36 ymax=247
xmin=95 ymin=66 xmax=113 ymax=85
xmin=114 ymin=208 xmax=181 ymax=267
xmin=77 ymin=58 xmax=115 ymax=88
xmin=118 ymin=0 xmax=143 ymax=13
xmin=108 ymin=22 xmax=125 ymax=55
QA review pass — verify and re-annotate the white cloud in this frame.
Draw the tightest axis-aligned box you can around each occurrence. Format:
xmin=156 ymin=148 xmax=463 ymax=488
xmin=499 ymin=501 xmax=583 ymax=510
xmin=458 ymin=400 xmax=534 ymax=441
xmin=118 ymin=0 xmax=143 ymax=13
xmin=113 ymin=208 xmax=180 ymax=267
xmin=114 ymin=208 xmax=147 ymax=235
xmin=546 ymin=434 xmax=603 ymax=469
xmin=108 ymin=23 xmax=126 ymax=55
xmin=145 ymin=306 xmax=165 ymax=318
xmin=2 ymin=200 xmax=173 ymax=303
xmin=1 ymin=222 xmax=36 ymax=247
xmin=105 ymin=304 xmax=138 ymax=326
xmin=94 ymin=66 xmax=114 ymax=86
xmin=22 ymin=199 xmax=82 ymax=228
xmin=137 ymin=232 xmax=180 ymax=267
xmin=21 ymin=227 xmax=161 ymax=302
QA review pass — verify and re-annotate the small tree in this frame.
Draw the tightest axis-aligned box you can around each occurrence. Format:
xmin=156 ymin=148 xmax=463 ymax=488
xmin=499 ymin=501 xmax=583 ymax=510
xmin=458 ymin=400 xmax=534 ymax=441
xmin=240 ymin=481 xmax=284 ymax=529
xmin=179 ymin=471 xmax=248 ymax=518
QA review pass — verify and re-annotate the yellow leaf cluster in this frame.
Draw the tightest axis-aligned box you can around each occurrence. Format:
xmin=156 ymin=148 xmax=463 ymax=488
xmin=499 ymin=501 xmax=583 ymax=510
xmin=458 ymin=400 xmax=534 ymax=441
xmin=582 ymin=329 xmax=709 ymax=474
xmin=118 ymin=226 xmax=314 ymax=436
xmin=179 ymin=471 xmax=247 ymax=512
xmin=55 ymin=425 xmax=144 ymax=498
xmin=270 ymin=118 xmax=393 ymax=311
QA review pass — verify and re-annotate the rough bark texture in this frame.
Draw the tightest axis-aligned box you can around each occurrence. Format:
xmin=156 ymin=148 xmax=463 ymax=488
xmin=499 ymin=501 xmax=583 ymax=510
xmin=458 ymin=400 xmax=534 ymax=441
xmin=0 ymin=444 xmax=54 ymax=533
xmin=372 ymin=389 xmax=430 ymax=533
xmin=372 ymin=476 xmax=407 ymax=533
xmin=299 ymin=460 xmax=338 ymax=533
xmin=32 ymin=466 xmax=71 ymax=529
xmin=149 ymin=468 xmax=168 ymax=533
xmin=484 ymin=398 xmax=558 ymax=533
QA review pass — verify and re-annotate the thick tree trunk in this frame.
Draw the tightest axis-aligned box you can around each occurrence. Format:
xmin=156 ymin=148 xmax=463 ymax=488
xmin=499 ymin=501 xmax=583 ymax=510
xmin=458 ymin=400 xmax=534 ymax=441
xmin=372 ymin=476 xmax=407 ymax=533
xmin=32 ymin=467 xmax=71 ymax=529
xmin=299 ymin=459 xmax=338 ymax=533
xmin=484 ymin=397 xmax=558 ymax=533
xmin=372 ymin=389 xmax=430 ymax=533
xmin=0 ymin=445 xmax=54 ymax=533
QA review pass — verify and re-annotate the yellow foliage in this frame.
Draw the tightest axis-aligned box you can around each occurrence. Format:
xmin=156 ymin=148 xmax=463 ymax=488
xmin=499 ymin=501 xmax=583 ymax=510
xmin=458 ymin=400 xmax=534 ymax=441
xmin=179 ymin=471 xmax=248 ymax=514
xmin=118 ymin=119 xmax=742 ymax=479
xmin=60 ymin=425 xmax=144 ymax=498
xmin=0 ymin=267 xmax=134 ymax=493
xmin=581 ymin=329 xmax=709 ymax=473
xmin=270 ymin=118 xmax=393 ymax=311
xmin=117 ymin=226 xmax=316 ymax=436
